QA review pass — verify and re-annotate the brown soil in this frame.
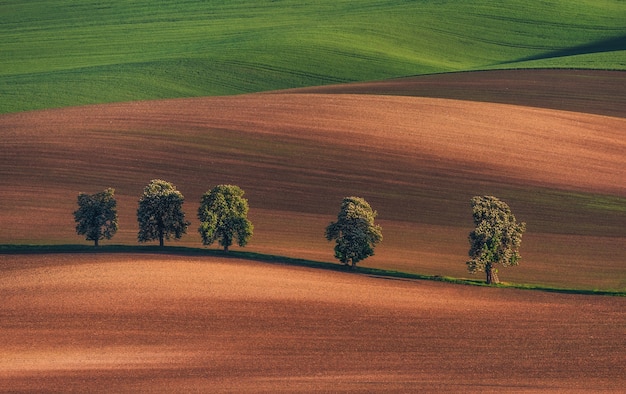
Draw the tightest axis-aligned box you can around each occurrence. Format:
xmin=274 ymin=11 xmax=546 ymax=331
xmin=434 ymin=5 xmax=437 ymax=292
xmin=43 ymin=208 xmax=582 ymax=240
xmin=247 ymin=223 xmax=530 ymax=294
xmin=0 ymin=93 xmax=625 ymax=290
xmin=1 ymin=254 xmax=624 ymax=392
xmin=3 ymin=93 xmax=623 ymax=195
xmin=290 ymin=69 xmax=626 ymax=118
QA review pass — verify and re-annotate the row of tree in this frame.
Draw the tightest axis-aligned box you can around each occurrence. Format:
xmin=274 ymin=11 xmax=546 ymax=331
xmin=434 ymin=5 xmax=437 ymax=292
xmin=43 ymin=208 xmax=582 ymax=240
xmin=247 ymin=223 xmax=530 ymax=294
xmin=74 ymin=180 xmax=253 ymax=250
xmin=74 ymin=179 xmax=525 ymax=284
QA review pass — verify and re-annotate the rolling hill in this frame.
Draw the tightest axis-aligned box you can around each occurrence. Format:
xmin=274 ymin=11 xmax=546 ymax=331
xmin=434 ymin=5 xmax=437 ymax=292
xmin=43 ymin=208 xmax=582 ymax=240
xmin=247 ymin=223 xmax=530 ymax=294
xmin=2 ymin=254 xmax=624 ymax=391
xmin=1 ymin=0 xmax=625 ymax=113
xmin=1 ymin=92 xmax=624 ymax=290
xmin=2 ymin=2 xmax=626 ymax=390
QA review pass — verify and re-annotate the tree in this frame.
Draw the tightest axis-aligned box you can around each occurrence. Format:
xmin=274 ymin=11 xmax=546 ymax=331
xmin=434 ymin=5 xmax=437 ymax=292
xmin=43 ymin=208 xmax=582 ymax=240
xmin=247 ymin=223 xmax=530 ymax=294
xmin=466 ymin=195 xmax=526 ymax=284
xmin=325 ymin=196 xmax=382 ymax=267
xmin=197 ymin=184 xmax=253 ymax=251
xmin=137 ymin=179 xmax=190 ymax=247
xmin=73 ymin=188 xmax=118 ymax=247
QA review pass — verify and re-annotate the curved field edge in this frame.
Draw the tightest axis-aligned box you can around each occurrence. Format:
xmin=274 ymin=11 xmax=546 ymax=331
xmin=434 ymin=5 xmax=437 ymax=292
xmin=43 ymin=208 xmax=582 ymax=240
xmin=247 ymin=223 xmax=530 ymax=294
xmin=0 ymin=244 xmax=623 ymax=297
xmin=286 ymin=69 xmax=626 ymax=118
xmin=1 ymin=0 xmax=625 ymax=113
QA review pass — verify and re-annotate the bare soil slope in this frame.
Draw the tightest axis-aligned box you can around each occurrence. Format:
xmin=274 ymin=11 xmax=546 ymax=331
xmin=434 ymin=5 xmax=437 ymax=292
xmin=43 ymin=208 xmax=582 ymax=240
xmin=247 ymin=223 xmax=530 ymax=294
xmin=291 ymin=70 xmax=626 ymax=118
xmin=1 ymin=93 xmax=625 ymax=289
xmin=1 ymin=254 xmax=624 ymax=392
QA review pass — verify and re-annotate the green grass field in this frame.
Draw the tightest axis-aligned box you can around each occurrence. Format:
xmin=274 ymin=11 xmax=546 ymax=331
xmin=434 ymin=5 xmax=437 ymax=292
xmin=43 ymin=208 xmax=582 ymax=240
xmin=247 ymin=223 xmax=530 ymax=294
xmin=1 ymin=0 xmax=625 ymax=113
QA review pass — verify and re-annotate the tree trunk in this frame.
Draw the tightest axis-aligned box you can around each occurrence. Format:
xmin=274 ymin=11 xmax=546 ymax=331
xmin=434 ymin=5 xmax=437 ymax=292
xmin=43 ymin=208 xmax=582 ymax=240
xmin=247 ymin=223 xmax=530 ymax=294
xmin=224 ymin=245 xmax=229 ymax=252
xmin=159 ymin=231 xmax=164 ymax=247
xmin=486 ymin=265 xmax=500 ymax=284
xmin=94 ymin=238 xmax=99 ymax=247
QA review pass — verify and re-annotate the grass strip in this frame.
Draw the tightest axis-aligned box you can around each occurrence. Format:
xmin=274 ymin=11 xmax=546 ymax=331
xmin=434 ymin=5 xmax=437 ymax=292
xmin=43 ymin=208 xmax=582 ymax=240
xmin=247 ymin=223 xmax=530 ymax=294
xmin=1 ymin=244 xmax=623 ymax=297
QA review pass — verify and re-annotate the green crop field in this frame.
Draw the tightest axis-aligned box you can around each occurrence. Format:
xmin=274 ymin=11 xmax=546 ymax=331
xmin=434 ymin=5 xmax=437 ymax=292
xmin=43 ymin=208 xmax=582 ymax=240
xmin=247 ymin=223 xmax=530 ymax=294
xmin=1 ymin=0 xmax=625 ymax=113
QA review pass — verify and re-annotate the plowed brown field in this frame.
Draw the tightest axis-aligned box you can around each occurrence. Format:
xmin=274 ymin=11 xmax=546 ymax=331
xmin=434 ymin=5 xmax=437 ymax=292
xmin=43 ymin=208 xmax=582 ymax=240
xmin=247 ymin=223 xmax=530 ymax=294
xmin=292 ymin=70 xmax=626 ymax=118
xmin=1 ymin=93 xmax=625 ymax=289
xmin=1 ymin=254 xmax=624 ymax=392
xmin=1 ymin=75 xmax=626 ymax=392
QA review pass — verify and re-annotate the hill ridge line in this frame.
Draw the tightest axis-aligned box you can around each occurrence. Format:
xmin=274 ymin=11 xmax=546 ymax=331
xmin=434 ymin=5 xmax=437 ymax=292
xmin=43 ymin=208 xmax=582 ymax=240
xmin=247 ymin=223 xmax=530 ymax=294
xmin=1 ymin=244 xmax=623 ymax=297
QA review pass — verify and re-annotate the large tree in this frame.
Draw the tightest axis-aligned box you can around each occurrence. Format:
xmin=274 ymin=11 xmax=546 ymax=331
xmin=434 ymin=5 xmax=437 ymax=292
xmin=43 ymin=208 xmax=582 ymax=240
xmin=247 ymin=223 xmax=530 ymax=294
xmin=325 ymin=196 xmax=382 ymax=267
xmin=73 ymin=188 xmax=118 ymax=247
xmin=137 ymin=179 xmax=190 ymax=247
xmin=197 ymin=184 xmax=253 ymax=251
xmin=467 ymin=195 xmax=526 ymax=284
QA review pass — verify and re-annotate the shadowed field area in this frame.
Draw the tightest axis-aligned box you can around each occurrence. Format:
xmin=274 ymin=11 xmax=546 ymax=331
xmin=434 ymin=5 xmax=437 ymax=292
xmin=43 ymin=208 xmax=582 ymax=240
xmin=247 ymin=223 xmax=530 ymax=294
xmin=1 ymin=254 xmax=624 ymax=392
xmin=292 ymin=69 xmax=626 ymax=118
xmin=1 ymin=92 xmax=625 ymax=290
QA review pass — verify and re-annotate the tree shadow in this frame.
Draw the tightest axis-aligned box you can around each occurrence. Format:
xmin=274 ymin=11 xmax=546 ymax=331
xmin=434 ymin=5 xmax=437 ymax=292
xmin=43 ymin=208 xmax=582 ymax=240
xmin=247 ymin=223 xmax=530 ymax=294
xmin=1 ymin=244 xmax=623 ymax=296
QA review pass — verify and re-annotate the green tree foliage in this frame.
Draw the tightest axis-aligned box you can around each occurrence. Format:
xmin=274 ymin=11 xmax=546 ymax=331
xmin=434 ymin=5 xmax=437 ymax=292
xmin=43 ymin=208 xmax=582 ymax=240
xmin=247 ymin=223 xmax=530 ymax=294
xmin=73 ymin=188 xmax=118 ymax=247
xmin=197 ymin=185 xmax=253 ymax=251
xmin=467 ymin=195 xmax=526 ymax=284
xmin=137 ymin=179 xmax=190 ymax=247
xmin=325 ymin=196 xmax=382 ymax=267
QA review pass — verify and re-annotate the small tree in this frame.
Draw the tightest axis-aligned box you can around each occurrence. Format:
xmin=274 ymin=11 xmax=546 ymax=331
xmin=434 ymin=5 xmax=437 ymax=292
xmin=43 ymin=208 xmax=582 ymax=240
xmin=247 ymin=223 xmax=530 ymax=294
xmin=325 ymin=196 xmax=382 ymax=267
xmin=467 ymin=195 xmax=526 ymax=284
xmin=197 ymin=184 xmax=253 ymax=251
xmin=137 ymin=179 xmax=190 ymax=247
xmin=73 ymin=188 xmax=118 ymax=247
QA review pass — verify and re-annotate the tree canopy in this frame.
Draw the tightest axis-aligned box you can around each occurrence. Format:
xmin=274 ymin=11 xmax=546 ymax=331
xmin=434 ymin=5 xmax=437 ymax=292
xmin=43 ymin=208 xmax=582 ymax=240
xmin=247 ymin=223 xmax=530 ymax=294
xmin=197 ymin=184 xmax=253 ymax=251
xmin=467 ymin=195 xmax=526 ymax=284
xmin=325 ymin=196 xmax=382 ymax=267
xmin=137 ymin=179 xmax=190 ymax=247
xmin=73 ymin=188 xmax=118 ymax=247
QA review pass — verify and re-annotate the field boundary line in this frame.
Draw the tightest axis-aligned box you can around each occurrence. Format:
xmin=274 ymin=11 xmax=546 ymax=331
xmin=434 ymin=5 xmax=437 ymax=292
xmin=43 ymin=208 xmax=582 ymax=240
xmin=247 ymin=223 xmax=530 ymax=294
xmin=1 ymin=244 xmax=623 ymax=297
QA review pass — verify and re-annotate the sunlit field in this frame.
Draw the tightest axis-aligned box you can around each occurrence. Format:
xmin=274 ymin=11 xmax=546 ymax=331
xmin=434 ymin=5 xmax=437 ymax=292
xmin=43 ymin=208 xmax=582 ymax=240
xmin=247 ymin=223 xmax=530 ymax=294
xmin=1 ymin=254 xmax=624 ymax=392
